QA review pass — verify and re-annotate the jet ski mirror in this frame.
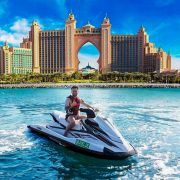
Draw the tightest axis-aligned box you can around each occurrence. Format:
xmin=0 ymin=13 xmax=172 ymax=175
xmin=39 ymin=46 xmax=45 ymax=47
xmin=79 ymin=108 xmax=96 ymax=118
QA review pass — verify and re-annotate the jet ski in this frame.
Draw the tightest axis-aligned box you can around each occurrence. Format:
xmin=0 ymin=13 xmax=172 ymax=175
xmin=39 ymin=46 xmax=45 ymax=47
xmin=27 ymin=108 xmax=137 ymax=160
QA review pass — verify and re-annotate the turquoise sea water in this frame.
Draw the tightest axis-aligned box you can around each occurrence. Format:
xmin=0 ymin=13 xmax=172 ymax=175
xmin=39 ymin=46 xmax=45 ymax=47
xmin=0 ymin=88 xmax=180 ymax=179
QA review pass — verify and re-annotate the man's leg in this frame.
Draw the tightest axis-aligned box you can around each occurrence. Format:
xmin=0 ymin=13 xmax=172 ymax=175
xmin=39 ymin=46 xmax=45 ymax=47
xmin=78 ymin=115 xmax=87 ymax=119
xmin=64 ymin=116 xmax=76 ymax=137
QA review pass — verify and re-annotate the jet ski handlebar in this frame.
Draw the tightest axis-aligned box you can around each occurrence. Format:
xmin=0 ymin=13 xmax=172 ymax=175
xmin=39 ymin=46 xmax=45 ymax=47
xmin=79 ymin=108 xmax=98 ymax=118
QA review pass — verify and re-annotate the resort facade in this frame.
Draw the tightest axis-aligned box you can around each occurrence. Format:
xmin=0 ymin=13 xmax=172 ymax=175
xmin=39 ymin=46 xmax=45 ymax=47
xmin=0 ymin=12 xmax=171 ymax=74
xmin=0 ymin=42 xmax=32 ymax=74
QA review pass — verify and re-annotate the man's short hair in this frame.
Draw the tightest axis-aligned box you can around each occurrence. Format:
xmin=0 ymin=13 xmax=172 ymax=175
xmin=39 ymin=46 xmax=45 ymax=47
xmin=71 ymin=85 xmax=79 ymax=90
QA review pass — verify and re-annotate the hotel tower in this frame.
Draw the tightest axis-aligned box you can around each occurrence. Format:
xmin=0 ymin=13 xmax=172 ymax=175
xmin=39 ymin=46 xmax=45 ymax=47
xmin=0 ymin=12 xmax=171 ymax=74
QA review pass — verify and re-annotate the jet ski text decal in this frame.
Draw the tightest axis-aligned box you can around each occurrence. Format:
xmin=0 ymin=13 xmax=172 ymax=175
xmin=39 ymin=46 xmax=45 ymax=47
xmin=75 ymin=139 xmax=90 ymax=149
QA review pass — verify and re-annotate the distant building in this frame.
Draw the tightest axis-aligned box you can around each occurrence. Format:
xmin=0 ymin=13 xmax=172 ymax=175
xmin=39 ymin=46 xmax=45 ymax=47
xmin=0 ymin=12 xmax=172 ymax=74
xmin=0 ymin=42 xmax=32 ymax=74
xmin=0 ymin=42 xmax=11 ymax=74
xmin=144 ymin=41 xmax=171 ymax=73
xmin=112 ymin=26 xmax=171 ymax=73
xmin=79 ymin=63 xmax=97 ymax=75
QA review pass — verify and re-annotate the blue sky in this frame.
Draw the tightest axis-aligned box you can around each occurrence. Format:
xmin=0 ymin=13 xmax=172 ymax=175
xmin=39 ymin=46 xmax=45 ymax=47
xmin=0 ymin=0 xmax=179 ymax=69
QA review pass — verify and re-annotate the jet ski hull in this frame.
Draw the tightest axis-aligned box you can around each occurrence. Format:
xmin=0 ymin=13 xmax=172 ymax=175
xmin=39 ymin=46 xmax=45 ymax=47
xmin=27 ymin=124 xmax=137 ymax=160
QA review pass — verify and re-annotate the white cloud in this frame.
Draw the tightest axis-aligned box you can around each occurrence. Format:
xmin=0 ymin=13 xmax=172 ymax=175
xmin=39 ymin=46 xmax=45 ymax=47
xmin=0 ymin=18 xmax=30 ymax=47
xmin=0 ymin=29 xmax=21 ymax=46
xmin=0 ymin=17 xmax=66 ymax=47
xmin=172 ymin=56 xmax=180 ymax=70
xmin=10 ymin=19 xmax=29 ymax=33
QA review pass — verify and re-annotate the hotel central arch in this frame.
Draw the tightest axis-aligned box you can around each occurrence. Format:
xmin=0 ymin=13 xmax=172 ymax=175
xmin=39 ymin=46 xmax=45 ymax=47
xmin=65 ymin=13 xmax=112 ymax=74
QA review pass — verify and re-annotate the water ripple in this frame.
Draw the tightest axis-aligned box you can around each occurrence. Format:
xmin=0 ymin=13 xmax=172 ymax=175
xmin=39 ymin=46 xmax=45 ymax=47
xmin=0 ymin=88 xmax=180 ymax=179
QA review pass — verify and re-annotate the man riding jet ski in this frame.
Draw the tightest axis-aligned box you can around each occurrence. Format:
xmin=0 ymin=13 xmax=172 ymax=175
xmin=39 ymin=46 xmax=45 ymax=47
xmin=27 ymin=86 xmax=137 ymax=159
xmin=64 ymin=85 xmax=95 ymax=137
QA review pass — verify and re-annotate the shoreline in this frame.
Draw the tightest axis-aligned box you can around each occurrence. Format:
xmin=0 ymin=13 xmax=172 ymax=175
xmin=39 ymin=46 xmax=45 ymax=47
xmin=0 ymin=83 xmax=180 ymax=88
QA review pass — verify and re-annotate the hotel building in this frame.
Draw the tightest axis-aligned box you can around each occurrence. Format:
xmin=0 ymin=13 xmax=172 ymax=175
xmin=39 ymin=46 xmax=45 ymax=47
xmin=0 ymin=12 xmax=171 ymax=74
xmin=111 ymin=26 xmax=171 ymax=72
xmin=0 ymin=42 xmax=32 ymax=74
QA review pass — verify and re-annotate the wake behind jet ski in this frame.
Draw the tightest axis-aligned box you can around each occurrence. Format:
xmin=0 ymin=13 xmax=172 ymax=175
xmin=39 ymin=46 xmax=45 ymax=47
xmin=27 ymin=108 xmax=137 ymax=160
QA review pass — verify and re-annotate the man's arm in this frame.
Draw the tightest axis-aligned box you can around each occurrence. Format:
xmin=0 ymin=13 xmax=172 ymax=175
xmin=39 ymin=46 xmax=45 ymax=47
xmin=80 ymin=99 xmax=94 ymax=110
xmin=65 ymin=98 xmax=71 ymax=112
